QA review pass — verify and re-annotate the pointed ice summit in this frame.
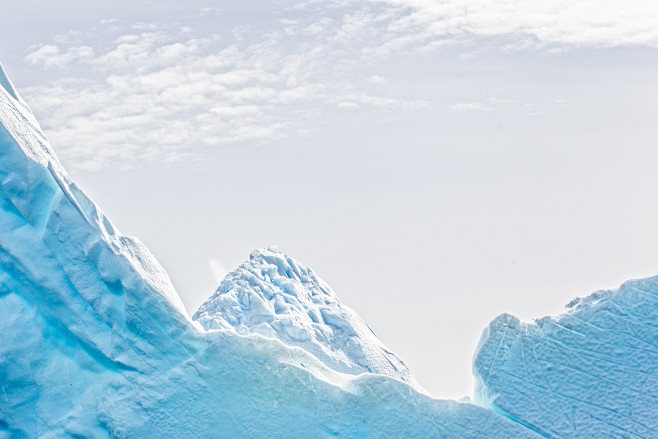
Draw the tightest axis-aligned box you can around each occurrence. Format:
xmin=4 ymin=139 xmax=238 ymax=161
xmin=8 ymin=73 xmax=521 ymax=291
xmin=194 ymin=246 xmax=421 ymax=389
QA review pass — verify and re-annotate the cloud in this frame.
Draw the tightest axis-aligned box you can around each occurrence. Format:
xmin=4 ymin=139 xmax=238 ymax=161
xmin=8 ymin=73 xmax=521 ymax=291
xmin=199 ymin=7 xmax=222 ymax=17
xmin=369 ymin=75 xmax=386 ymax=84
xmin=449 ymin=97 xmax=564 ymax=116
xmin=334 ymin=89 xmax=428 ymax=109
xmin=25 ymin=44 xmax=94 ymax=69
xmin=23 ymin=0 xmax=645 ymax=171
xmin=23 ymin=30 xmax=328 ymax=170
xmin=374 ymin=0 xmax=658 ymax=49
xmin=450 ymin=102 xmax=491 ymax=113
xmin=22 ymin=7 xmax=429 ymax=171
xmin=337 ymin=101 xmax=360 ymax=109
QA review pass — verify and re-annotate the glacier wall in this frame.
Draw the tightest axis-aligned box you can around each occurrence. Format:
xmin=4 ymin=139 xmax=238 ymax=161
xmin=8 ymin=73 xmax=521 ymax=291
xmin=0 ymin=63 xmax=656 ymax=438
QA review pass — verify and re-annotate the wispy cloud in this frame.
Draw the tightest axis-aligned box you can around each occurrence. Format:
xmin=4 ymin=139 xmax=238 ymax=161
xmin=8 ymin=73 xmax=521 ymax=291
xmin=375 ymin=0 xmax=658 ymax=49
xmin=449 ymin=97 xmax=555 ymax=115
xmin=21 ymin=0 xmax=654 ymax=171
xmin=24 ymin=33 xmax=319 ymax=171
xmin=99 ymin=18 xmax=119 ymax=25
xmin=450 ymin=102 xmax=491 ymax=113
xmin=26 ymin=44 xmax=95 ymax=69
xmin=369 ymin=75 xmax=387 ymax=84
xmin=22 ymin=6 xmax=427 ymax=171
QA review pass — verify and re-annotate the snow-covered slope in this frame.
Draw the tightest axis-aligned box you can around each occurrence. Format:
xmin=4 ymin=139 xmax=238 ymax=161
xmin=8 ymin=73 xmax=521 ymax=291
xmin=194 ymin=246 xmax=421 ymax=389
xmin=1 ymin=63 xmax=657 ymax=438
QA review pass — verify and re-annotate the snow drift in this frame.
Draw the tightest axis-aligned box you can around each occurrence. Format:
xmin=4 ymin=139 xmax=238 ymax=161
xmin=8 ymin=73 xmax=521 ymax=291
xmin=0 ymin=64 xmax=656 ymax=438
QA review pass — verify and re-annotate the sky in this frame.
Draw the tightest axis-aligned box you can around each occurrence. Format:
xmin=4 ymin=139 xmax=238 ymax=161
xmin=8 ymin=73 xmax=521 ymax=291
xmin=3 ymin=0 xmax=658 ymax=399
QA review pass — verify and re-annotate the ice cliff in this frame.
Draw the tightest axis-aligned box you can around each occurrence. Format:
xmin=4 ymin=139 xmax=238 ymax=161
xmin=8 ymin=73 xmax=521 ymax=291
xmin=0 ymin=63 xmax=656 ymax=438
xmin=474 ymin=279 xmax=658 ymax=437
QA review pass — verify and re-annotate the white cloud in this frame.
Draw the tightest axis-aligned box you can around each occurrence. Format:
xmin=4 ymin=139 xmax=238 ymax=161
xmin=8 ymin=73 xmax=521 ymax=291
xmin=369 ymin=75 xmax=386 ymax=84
xmin=336 ymin=90 xmax=427 ymax=109
xmin=22 ymin=7 xmax=431 ymax=171
xmin=375 ymin=0 xmax=658 ymax=49
xmin=24 ymin=30 xmax=327 ymax=169
xmin=337 ymin=101 xmax=360 ymax=109
xmin=449 ymin=97 xmax=565 ymax=115
xmin=199 ymin=7 xmax=222 ymax=17
xmin=450 ymin=102 xmax=491 ymax=113
xmin=25 ymin=0 xmax=643 ymax=171
xmin=25 ymin=44 xmax=94 ymax=69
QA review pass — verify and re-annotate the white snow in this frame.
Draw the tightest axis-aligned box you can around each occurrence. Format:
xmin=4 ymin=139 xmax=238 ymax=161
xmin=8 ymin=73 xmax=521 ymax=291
xmin=194 ymin=246 xmax=422 ymax=390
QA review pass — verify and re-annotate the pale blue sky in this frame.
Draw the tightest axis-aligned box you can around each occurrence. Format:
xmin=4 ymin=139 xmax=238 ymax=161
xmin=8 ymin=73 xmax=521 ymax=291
xmin=3 ymin=0 xmax=658 ymax=399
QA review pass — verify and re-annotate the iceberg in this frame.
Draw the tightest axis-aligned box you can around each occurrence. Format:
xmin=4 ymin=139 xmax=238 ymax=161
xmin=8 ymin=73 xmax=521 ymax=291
xmin=0 ymin=63 xmax=656 ymax=437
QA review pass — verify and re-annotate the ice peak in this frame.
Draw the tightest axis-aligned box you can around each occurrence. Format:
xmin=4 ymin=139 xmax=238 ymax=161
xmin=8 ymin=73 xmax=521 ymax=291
xmin=194 ymin=247 xmax=422 ymax=389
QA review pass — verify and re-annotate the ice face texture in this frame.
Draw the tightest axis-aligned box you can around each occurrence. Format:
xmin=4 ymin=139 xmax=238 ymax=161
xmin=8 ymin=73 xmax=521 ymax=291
xmin=193 ymin=247 xmax=422 ymax=390
xmin=0 ymin=64 xmax=537 ymax=438
xmin=0 ymin=63 xmax=656 ymax=438
xmin=473 ymin=278 xmax=658 ymax=437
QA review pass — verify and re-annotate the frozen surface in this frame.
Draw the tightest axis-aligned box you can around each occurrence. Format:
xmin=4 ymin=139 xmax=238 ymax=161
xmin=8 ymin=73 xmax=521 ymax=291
xmin=194 ymin=247 xmax=421 ymax=389
xmin=1 ymin=63 xmax=656 ymax=437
